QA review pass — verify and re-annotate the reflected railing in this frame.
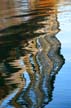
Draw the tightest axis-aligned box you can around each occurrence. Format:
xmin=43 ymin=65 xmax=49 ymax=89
xmin=0 ymin=0 xmax=65 ymax=108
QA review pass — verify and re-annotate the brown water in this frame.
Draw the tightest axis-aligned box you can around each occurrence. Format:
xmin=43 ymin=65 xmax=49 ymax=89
xmin=0 ymin=0 xmax=71 ymax=108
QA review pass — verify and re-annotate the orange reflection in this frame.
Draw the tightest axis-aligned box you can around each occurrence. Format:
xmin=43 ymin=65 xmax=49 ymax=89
xmin=37 ymin=0 xmax=57 ymax=6
xmin=29 ymin=0 xmax=58 ymax=18
xmin=29 ymin=0 xmax=57 ymax=9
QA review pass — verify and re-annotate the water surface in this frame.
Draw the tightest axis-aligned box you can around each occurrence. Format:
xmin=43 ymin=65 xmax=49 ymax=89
xmin=0 ymin=0 xmax=71 ymax=108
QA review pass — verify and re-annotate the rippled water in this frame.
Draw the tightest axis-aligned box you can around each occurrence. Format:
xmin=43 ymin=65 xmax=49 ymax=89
xmin=0 ymin=0 xmax=71 ymax=108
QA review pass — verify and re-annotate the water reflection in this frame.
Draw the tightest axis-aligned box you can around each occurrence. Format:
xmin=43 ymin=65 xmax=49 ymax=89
xmin=0 ymin=0 xmax=64 ymax=108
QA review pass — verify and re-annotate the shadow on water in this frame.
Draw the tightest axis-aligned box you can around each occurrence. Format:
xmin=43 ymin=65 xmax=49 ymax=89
xmin=0 ymin=0 xmax=65 ymax=108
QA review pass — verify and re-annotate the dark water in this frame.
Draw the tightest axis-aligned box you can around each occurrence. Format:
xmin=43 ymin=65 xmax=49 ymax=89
xmin=0 ymin=0 xmax=71 ymax=108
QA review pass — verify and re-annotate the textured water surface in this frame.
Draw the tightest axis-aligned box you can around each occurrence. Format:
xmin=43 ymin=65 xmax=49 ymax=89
xmin=0 ymin=0 xmax=71 ymax=108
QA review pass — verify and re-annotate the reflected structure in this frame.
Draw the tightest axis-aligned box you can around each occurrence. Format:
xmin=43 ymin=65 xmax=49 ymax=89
xmin=0 ymin=0 xmax=65 ymax=108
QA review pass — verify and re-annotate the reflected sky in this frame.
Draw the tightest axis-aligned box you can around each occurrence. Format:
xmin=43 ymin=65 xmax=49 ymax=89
xmin=57 ymin=1 xmax=71 ymax=62
xmin=45 ymin=0 xmax=71 ymax=108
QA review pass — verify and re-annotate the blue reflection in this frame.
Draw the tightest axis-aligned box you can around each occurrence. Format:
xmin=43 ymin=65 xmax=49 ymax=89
xmin=0 ymin=89 xmax=19 ymax=108
xmin=45 ymin=1 xmax=71 ymax=107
